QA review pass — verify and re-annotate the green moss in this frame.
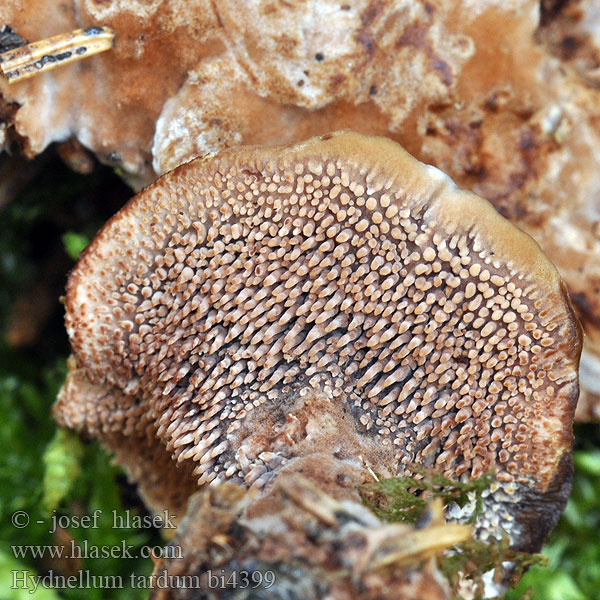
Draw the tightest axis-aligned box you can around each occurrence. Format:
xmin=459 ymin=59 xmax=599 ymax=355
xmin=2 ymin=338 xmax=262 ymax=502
xmin=360 ymin=465 xmax=493 ymax=525
xmin=0 ymin=550 xmax=61 ymax=599
xmin=42 ymin=429 xmax=85 ymax=514
xmin=506 ymin=434 xmax=600 ymax=600
xmin=361 ymin=468 xmax=548 ymax=599
xmin=61 ymin=233 xmax=90 ymax=261
xmin=440 ymin=536 xmax=547 ymax=598
xmin=0 ymin=353 xmax=158 ymax=600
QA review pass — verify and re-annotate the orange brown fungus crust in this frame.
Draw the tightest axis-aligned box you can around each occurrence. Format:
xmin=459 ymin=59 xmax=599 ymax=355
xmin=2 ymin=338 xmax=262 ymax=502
xmin=55 ymin=131 xmax=582 ymax=551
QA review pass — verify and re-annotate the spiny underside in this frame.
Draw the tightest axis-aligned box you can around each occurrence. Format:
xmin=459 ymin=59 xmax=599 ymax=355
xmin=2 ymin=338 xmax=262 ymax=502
xmin=2 ymin=0 xmax=598 ymax=420
xmin=57 ymin=131 xmax=581 ymax=549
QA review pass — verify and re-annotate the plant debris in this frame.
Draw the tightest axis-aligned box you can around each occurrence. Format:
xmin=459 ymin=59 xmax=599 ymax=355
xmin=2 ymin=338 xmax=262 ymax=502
xmin=361 ymin=467 xmax=548 ymax=598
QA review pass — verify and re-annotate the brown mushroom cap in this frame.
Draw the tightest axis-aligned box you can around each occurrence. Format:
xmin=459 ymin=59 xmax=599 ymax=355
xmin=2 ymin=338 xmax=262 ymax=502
xmin=55 ymin=131 xmax=581 ymax=551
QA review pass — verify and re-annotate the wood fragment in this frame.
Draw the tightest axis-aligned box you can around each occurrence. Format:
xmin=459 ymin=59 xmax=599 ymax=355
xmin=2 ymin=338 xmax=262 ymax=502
xmin=0 ymin=26 xmax=114 ymax=83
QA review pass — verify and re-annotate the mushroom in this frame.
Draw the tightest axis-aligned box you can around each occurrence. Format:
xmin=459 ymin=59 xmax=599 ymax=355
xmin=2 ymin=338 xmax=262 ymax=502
xmin=2 ymin=1 xmax=599 ymax=420
xmin=149 ymin=0 xmax=600 ymax=427
xmin=55 ymin=131 xmax=582 ymax=561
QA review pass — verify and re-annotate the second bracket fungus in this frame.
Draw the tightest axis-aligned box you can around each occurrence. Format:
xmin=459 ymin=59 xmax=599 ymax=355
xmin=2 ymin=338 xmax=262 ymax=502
xmin=55 ymin=131 xmax=581 ymax=554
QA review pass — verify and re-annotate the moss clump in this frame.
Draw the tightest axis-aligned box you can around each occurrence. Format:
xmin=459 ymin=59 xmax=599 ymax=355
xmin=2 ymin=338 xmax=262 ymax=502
xmin=360 ymin=465 xmax=493 ymax=525
xmin=506 ymin=427 xmax=600 ymax=600
xmin=361 ymin=467 xmax=547 ymax=599
xmin=440 ymin=536 xmax=547 ymax=598
xmin=61 ymin=232 xmax=90 ymax=261
xmin=42 ymin=428 xmax=85 ymax=514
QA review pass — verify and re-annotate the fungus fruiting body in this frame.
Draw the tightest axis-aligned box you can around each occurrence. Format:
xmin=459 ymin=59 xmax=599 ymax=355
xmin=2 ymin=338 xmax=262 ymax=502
xmin=56 ymin=131 xmax=581 ymax=559
xmin=1 ymin=1 xmax=598 ymax=419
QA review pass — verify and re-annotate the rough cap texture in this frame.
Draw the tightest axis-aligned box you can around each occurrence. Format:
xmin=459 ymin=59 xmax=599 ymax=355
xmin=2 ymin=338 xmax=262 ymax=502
xmin=55 ymin=131 xmax=581 ymax=551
